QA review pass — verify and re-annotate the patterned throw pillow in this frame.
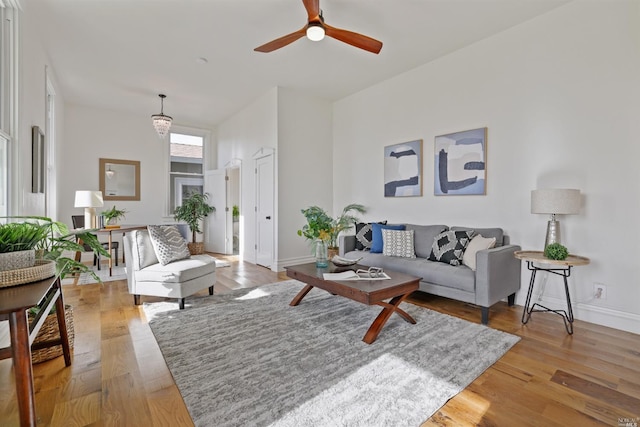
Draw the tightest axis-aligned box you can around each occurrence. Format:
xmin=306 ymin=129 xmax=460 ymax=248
xmin=370 ymin=223 xmax=406 ymax=253
xmin=355 ymin=221 xmax=387 ymax=251
xmin=147 ymin=225 xmax=191 ymax=266
xmin=428 ymin=230 xmax=475 ymax=266
xmin=382 ymin=229 xmax=416 ymax=258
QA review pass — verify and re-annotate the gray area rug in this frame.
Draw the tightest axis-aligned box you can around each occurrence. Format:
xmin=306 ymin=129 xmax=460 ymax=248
xmin=144 ymin=280 xmax=520 ymax=427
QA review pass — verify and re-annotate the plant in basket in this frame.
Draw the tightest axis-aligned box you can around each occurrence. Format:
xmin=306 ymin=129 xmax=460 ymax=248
xmin=1 ymin=216 xmax=110 ymax=284
xmin=173 ymin=191 xmax=215 ymax=255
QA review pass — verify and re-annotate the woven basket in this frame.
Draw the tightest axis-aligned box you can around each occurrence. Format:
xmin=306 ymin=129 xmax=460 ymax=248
xmin=188 ymin=242 xmax=205 ymax=255
xmin=29 ymin=305 xmax=75 ymax=364
xmin=0 ymin=259 xmax=56 ymax=289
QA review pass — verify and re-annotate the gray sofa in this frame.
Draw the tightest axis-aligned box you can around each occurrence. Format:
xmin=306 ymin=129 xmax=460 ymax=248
xmin=339 ymin=224 xmax=521 ymax=324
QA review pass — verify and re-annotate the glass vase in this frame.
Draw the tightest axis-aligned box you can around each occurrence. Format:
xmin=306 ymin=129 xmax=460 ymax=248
xmin=315 ymin=239 xmax=329 ymax=268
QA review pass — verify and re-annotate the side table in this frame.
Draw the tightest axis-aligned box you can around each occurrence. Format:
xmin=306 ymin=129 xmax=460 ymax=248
xmin=514 ymin=250 xmax=590 ymax=334
xmin=0 ymin=275 xmax=71 ymax=426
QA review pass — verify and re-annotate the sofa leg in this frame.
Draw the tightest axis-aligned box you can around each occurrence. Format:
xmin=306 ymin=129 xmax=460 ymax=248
xmin=179 ymin=298 xmax=185 ymax=309
xmin=507 ymin=293 xmax=516 ymax=306
xmin=134 ymin=295 xmax=141 ymax=306
xmin=209 ymin=286 xmax=214 ymax=296
xmin=481 ymin=307 xmax=489 ymax=325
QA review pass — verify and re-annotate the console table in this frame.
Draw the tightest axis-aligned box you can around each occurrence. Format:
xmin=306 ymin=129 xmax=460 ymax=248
xmin=514 ymin=250 xmax=590 ymax=334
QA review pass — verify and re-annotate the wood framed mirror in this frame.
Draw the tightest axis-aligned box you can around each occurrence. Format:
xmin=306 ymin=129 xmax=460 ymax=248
xmin=99 ymin=158 xmax=140 ymax=201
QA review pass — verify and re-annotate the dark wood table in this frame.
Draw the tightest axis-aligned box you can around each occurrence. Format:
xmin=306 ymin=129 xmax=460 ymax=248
xmin=0 ymin=275 xmax=72 ymax=426
xmin=285 ymin=263 xmax=421 ymax=344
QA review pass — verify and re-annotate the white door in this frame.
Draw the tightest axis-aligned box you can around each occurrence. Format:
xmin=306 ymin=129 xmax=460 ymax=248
xmin=204 ymin=169 xmax=227 ymax=254
xmin=255 ymin=154 xmax=274 ymax=267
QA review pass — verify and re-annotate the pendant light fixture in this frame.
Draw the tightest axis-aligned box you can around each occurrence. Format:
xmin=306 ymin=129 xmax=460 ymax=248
xmin=151 ymin=94 xmax=173 ymax=138
xmin=105 ymin=164 xmax=116 ymax=179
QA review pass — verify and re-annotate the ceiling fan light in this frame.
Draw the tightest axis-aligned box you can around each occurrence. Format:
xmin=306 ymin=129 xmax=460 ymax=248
xmin=306 ymin=24 xmax=325 ymax=41
xmin=151 ymin=94 xmax=173 ymax=138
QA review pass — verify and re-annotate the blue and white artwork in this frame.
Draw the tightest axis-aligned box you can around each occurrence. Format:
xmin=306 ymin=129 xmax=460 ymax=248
xmin=384 ymin=140 xmax=422 ymax=197
xmin=434 ymin=128 xmax=487 ymax=196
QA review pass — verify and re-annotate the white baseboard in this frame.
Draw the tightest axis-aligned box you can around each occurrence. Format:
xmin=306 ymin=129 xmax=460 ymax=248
xmin=274 ymin=256 xmax=314 ymax=272
xmin=521 ymin=294 xmax=640 ymax=335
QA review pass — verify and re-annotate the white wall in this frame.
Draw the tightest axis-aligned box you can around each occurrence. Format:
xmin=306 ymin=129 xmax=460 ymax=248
xmin=216 ymin=87 xmax=333 ymax=269
xmin=18 ymin=1 xmax=63 ymax=218
xmin=276 ymin=88 xmax=333 ymax=268
xmin=59 ymin=103 xmax=173 ymax=227
xmin=333 ymin=0 xmax=640 ymax=333
xmin=217 ymin=88 xmax=278 ymax=264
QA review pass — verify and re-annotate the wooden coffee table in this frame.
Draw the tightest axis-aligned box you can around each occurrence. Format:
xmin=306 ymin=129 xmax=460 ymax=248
xmin=285 ymin=262 xmax=421 ymax=344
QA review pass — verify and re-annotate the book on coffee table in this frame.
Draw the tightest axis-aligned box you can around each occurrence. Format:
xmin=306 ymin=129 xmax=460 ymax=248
xmin=323 ymin=270 xmax=391 ymax=281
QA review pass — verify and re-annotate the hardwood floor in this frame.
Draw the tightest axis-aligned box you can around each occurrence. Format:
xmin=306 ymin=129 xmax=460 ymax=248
xmin=1 ymin=256 xmax=638 ymax=426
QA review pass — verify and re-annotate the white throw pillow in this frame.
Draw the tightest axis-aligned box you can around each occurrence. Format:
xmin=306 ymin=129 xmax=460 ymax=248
xmin=382 ymin=229 xmax=416 ymax=258
xmin=147 ymin=225 xmax=191 ymax=266
xmin=462 ymin=235 xmax=497 ymax=271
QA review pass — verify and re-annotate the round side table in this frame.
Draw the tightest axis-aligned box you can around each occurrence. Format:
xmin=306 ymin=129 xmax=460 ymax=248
xmin=514 ymin=250 xmax=590 ymax=334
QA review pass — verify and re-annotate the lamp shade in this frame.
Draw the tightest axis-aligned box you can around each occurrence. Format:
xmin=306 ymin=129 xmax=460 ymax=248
xmin=74 ymin=190 xmax=104 ymax=208
xmin=531 ymin=189 xmax=580 ymax=215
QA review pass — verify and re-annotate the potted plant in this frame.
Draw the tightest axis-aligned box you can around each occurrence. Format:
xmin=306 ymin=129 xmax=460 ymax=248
xmin=102 ymin=205 xmax=127 ymax=226
xmin=174 ymin=191 xmax=215 ymax=255
xmin=0 ymin=222 xmax=49 ymax=271
xmin=2 ymin=216 xmax=110 ymax=283
xmin=297 ymin=203 xmax=366 ymax=265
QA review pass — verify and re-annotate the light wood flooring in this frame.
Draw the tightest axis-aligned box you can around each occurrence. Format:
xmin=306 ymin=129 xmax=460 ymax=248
xmin=1 ymin=255 xmax=639 ymax=426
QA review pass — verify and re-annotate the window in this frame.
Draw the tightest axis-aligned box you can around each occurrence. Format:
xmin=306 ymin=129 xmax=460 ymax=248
xmin=0 ymin=3 xmax=18 ymax=216
xmin=169 ymin=131 xmax=204 ymax=213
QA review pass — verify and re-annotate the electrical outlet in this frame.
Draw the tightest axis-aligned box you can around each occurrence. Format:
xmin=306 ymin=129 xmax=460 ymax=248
xmin=593 ymin=283 xmax=607 ymax=300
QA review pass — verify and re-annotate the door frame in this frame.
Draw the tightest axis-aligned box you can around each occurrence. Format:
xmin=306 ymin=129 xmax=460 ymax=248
xmin=252 ymin=147 xmax=275 ymax=268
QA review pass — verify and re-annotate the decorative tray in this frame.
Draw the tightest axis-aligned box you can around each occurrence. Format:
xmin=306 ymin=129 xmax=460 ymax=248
xmin=331 ymin=256 xmax=362 ymax=267
xmin=0 ymin=259 xmax=56 ymax=289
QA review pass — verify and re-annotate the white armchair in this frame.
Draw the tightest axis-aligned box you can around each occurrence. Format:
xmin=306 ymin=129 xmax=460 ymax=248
xmin=123 ymin=228 xmax=216 ymax=309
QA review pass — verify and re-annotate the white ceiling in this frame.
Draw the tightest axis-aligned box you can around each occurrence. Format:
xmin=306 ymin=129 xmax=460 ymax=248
xmin=30 ymin=0 xmax=570 ymax=128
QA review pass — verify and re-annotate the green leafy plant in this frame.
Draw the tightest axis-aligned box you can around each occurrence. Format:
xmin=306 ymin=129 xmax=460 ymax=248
xmin=0 ymin=222 xmax=49 ymax=253
xmin=232 ymin=205 xmax=240 ymax=220
xmin=102 ymin=205 xmax=127 ymax=223
xmin=544 ymin=243 xmax=569 ymax=260
xmin=174 ymin=191 xmax=216 ymax=243
xmin=297 ymin=203 xmax=366 ymax=248
xmin=2 ymin=216 xmax=110 ymax=281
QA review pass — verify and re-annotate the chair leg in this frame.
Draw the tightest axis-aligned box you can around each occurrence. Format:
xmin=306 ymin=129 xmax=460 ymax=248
xmin=134 ymin=295 xmax=141 ymax=305
xmin=209 ymin=286 xmax=214 ymax=295
xmin=96 ymin=254 xmax=101 ymax=271
xmin=179 ymin=298 xmax=185 ymax=310
xmin=507 ymin=293 xmax=516 ymax=306
xmin=115 ymin=247 xmax=118 ymax=266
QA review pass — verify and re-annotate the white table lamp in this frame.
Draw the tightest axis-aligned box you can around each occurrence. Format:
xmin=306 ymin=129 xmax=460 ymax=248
xmin=74 ymin=190 xmax=104 ymax=229
xmin=531 ymin=188 xmax=581 ymax=248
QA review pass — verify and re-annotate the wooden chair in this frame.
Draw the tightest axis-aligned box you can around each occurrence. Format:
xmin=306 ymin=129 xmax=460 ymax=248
xmin=71 ymin=215 xmax=118 ymax=270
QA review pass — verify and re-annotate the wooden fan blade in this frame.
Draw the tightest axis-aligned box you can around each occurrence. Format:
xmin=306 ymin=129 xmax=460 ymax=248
xmin=302 ymin=0 xmax=320 ymax=21
xmin=324 ymin=24 xmax=383 ymax=54
xmin=254 ymin=27 xmax=307 ymax=53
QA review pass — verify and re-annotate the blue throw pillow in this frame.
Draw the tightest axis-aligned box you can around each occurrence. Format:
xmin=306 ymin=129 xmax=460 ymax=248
xmin=370 ymin=223 xmax=406 ymax=253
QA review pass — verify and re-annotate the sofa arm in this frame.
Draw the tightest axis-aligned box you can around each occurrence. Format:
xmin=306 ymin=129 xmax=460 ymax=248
xmin=339 ymin=235 xmax=357 ymax=256
xmin=474 ymin=244 xmax=522 ymax=307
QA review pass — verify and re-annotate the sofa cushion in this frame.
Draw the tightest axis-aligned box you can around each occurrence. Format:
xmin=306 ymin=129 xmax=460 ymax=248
xmin=147 ymin=225 xmax=191 ymax=266
xmin=370 ymin=223 xmax=405 ymax=253
xmin=428 ymin=230 xmax=475 ymax=266
xmin=355 ymin=221 xmax=387 ymax=251
xmin=382 ymin=229 xmax=416 ymax=258
xmin=462 ymin=235 xmax=497 ymax=271
xmin=345 ymin=251 xmax=475 ymax=293
xmin=135 ymin=254 xmax=216 ymax=283
xmin=133 ymin=230 xmax=159 ymax=269
xmin=451 ymin=226 xmax=504 ymax=247
xmin=405 ymin=224 xmax=448 ymax=258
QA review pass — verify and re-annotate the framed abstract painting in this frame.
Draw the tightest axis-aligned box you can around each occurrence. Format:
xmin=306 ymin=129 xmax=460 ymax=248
xmin=384 ymin=140 xmax=423 ymax=197
xmin=434 ymin=128 xmax=487 ymax=196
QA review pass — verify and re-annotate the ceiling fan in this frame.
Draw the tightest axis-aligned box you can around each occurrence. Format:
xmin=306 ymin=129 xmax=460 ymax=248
xmin=254 ymin=0 xmax=383 ymax=54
